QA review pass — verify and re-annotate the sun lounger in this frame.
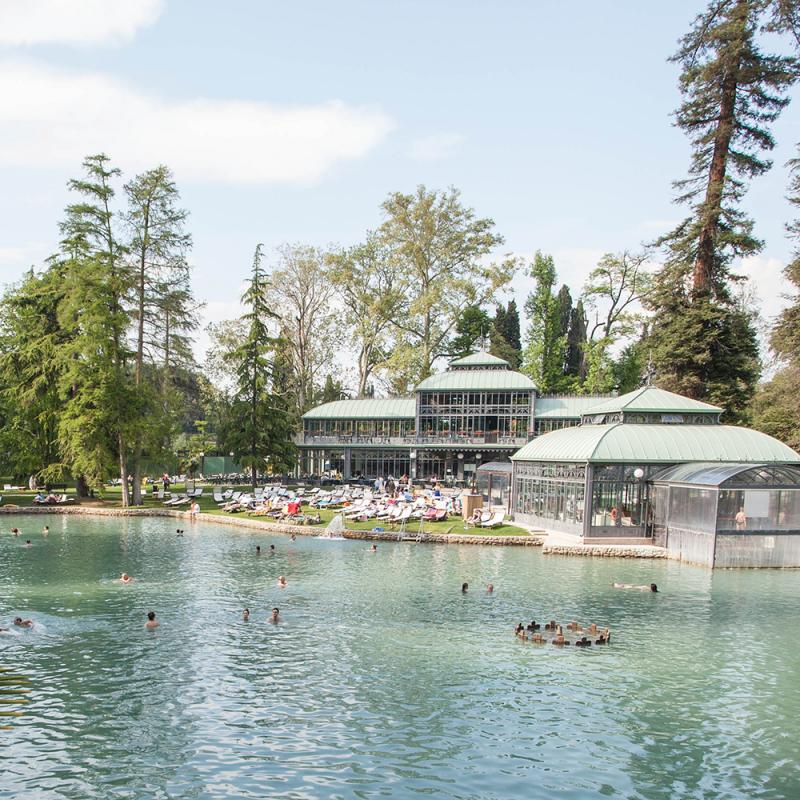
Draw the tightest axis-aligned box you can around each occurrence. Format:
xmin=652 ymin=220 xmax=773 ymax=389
xmin=480 ymin=511 xmax=506 ymax=528
xmin=213 ymin=489 xmax=224 ymax=503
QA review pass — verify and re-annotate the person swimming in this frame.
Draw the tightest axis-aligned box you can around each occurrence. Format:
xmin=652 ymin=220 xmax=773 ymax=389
xmin=10 ymin=527 xmax=19 ymax=536
xmin=256 ymin=545 xmax=261 ymax=555
xmin=290 ymin=534 xmax=296 ymax=541
xmin=370 ymin=544 xmax=378 ymax=552
xmin=43 ymin=525 xmax=50 ymax=536
xmin=270 ymin=545 xmax=276 ymax=553
xmin=242 ymin=608 xmax=250 ymax=622
xmin=144 ymin=611 xmax=159 ymax=629
xmin=277 ymin=575 xmax=287 ymax=588
xmin=487 ymin=583 xmax=494 ymax=593
xmin=515 ymin=622 xmax=524 ymax=636
xmin=13 ymin=617 xmax=33 ymax=628
xmin=613 ymin=582 xmax=658 ymax=592
xmin=461 ymin=582 xmax=469 ymax=593
xmin=119 ymin=573 xmax=133 ymax=583
xmin=269 ymin=607 xmax=280 ymax=624
xmin=24 ymin=539 xmax=32 ymax=547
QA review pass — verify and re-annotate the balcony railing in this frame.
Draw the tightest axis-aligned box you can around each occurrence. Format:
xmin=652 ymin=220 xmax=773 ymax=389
xmin=298 ymin=433 xmax=531 ymax=448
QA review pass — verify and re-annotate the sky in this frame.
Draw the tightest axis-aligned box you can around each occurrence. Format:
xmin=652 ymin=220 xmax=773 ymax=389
xmin=0 ymin=0 xmax=798 ymax=373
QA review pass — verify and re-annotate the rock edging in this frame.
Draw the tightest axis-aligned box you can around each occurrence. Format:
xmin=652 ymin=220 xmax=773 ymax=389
xmin=542 ymin=543 xmax=667 ymax=559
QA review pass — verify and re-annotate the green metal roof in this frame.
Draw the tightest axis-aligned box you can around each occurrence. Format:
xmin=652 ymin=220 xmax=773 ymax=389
xmin=302 ymin=397 xmax=415 ymax=420
xmin=448 ymin=351 xmax=510 ymax=368
xmin=535 ymin=395 xmax=616 ymax=419
xmin=511 ymin=423 xmax=800 ymax=464
xmin=417 ymin=369 xmax=536 ymax=392
xmin=584 ymin=386 xmax=722 ymax=416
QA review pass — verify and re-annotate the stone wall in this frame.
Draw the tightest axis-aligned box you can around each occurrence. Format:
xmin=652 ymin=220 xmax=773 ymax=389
xmin=542 ymin=543 xmax=667 ymax=559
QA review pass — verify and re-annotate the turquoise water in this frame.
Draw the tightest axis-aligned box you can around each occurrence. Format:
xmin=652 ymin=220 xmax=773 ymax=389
xmin=1 ymin=516 xmax=798 ymax=800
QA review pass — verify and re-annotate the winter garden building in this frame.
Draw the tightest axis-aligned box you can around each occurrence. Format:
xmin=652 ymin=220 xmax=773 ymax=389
xmin=298 ymin=352 xmax=610 ymax=484
xmin=511 ymin=386 xmax=800 ymax=567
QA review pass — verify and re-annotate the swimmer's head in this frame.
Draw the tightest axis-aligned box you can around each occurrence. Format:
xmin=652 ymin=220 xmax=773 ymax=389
xmin=147 ymin=611 xmax=156 ymax=621
xmin=14 ymin=617 xmax=22 ymax=624
xmin=650 ymin=583 xmax=658 ymax=592
xmin=25 ymin=539 xmax=31 ymax=545
xmin=461 ymin=582 xmax=468 ymax=593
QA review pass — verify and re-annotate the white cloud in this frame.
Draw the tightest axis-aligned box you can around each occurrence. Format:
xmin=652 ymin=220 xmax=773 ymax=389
xmin=0 ymin=0 xmax=163 ymax=46
xmin=0 ymin=60 xmax=394 ymax=184
xmin=408 ymin=132 xmax=465 ymax=161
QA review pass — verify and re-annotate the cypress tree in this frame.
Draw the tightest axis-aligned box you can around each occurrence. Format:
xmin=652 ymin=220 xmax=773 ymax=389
xmin=565 ymin=299 xmax=587 ymax=382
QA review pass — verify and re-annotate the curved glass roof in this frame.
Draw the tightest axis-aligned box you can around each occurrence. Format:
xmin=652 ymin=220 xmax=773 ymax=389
xmin=303 ymin=397 xmax=415 ymax=420
xmin=535 ymin=395 xmax=616 ymax=419
xmin=583 ymin=386 xmax=722 ymax=416
xmin=448 ymin=351 xmax=510 ymax=368
xmin=651 ymin=462 xmax=800 ymax=487
xmin=511 ymin=423 xmax=800 ymax=464
xmin=417 ymin=369 xmax=536 ymax=392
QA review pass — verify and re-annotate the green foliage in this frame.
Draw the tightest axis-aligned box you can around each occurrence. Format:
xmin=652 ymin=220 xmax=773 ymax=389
xmin=489 ymin=300 xmax=522 ymax=369
xmin=217 ymin=245 xmax=296 ymax=487
xmin=329 ymin=233 xmax=402 ymax=397
xmin=450 ymin=305 xmax=491 ymax=358
xmin=378 ymin=185 xmax=513 ymax=386
xmin=522 ymin=252 xmax=568 ymax=392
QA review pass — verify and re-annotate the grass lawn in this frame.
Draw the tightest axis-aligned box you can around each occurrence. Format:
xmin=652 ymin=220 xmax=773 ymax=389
xmin=0 ymin=483 xmax=531 ymax=537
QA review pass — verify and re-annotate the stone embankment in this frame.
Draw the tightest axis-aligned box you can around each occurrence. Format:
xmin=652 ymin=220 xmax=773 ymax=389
xmin=542 ymin=543 xmax=666 ymax=559
xmin=0 ymin=505 xmax=545 ymax=546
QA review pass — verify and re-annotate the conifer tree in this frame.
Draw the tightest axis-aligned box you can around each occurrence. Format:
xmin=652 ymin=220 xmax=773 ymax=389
xmin=649 ymin=0 xmax=798 ymax=416
xmin=58 ymin=154 xmax=138 ymax=503
xmin=220 ymin=245 xmax=295 ymax=488
xmin=124 ymin=165 xmax=195 ymax=504
xmin=489 ymin=301 xmax=522 ymax=369
xmin=564 ymin=300 xmax=588 ymax=383
xmin=522 ymin=252 xmax=567 ymax=392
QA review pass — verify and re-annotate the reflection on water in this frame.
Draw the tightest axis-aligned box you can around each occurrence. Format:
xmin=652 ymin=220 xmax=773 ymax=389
xmin=1 ymin=517 xmax=799 ymax=799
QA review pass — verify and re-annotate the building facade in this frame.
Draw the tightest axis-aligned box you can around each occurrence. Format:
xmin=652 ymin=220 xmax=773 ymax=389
xmin=298 ymin=352 xmax=609 ymax=483
xmin=510 ymin=386 xmax=800 ymax=566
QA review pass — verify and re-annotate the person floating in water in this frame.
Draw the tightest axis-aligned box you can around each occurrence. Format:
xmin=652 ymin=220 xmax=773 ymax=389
xmin=144 ymin=611 xmax=159 ymax=629
xmin=119 ymin=573 xmax=133 ymax=584
xmin=242 ymin=609 xmax=250 ymax=622
xmin=613 ymin=582 xmax=658 ymax=592
xmin=277 ymin=575 xmax=287 ymax=588
xmin=13 ymin=617 xmax=33 ymax=627
xmin=269 ymin=607 xmax=280 ymax=624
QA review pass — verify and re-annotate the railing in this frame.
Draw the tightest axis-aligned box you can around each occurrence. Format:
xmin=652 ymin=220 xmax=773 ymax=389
xmin=298 ymin=433 xmax=531 ymax=447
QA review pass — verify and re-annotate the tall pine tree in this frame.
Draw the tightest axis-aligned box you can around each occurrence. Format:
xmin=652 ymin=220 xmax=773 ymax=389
xmin=648 ymin=0 xmax=798 ymax=419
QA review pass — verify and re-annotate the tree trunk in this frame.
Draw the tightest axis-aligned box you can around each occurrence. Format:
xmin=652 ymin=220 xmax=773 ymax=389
xmin=692 ymin=24 xmax=742 ymax=296
xmin=118 ymin=433 xmax=130 ymax=507
xmin=76 ymin=475 xmax=91 ymax=498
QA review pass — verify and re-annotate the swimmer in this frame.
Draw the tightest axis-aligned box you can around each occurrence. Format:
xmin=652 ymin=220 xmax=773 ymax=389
xmin=587 ymin=623 xmax=598 ymax=635
xmin=277 ymin=575 xmax=287 ymax=588
xmin=242 ymin=608 xmax=250 ymax=622
xmin=176 ymin=528 xmax=184 ymax=537
xmin=119 ymin=572 xmax=133 ymax=583
xmin=144 ymin=611 xmax=159 ymax=629
xmin=43 ymin=525 xmax=50 ymax=536
xmin=370 ymin=544 xmax=378 ymax=552
xmin=531 ymin=633 xmax=544 ymax=643
xmin=269 ymin=607 xmax=280 ymax=624
xmin=13 ymin=617 xmax=33 ymax=628
xmin=269 ymin=545 xmax=276 ymax=553
xmin=256 ymin=545 xmax=261 ymax=555
xmin=461 ymin=582 xmax=469 ymax=593
xmin=515 ymin=622 xmax=524 ymax=636
xmin=11 ymin=527 xmax=19 ymax=536
xmin=613 ymin=582 xmax=658 ymax=592
xmin=24 ymin=539 xmax=32 ymax=547
xmin=487 ymin=583 xmax=494 ymax=593
xmin=552 ymin=634 xmax=567 ymax=646
xmin=291 ymin=534 xmax=296 ymax=541
xmin=567 ymin=621 xmax=582 ymax=632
